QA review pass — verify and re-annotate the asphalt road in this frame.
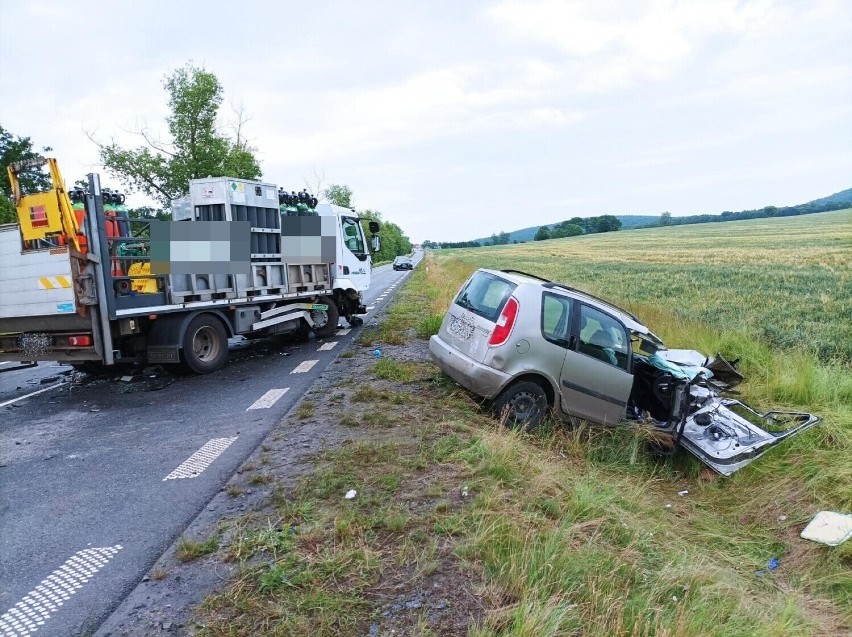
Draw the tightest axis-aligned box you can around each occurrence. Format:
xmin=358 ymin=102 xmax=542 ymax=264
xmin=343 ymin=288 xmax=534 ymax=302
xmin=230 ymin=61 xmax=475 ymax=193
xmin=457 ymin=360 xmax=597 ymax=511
xmin=0 ymin=254 xmax=421 ymax=637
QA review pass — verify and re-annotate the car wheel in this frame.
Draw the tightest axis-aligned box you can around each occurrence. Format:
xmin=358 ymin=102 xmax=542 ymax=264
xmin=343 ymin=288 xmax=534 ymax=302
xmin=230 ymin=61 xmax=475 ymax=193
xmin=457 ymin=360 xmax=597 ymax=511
xmin=180 ymin=314 xmax=228 ymax=374
xmin=492 ymin=380 xmax=548 ymax=430
xmin=310 ymin=296 xmax=339 ymax=339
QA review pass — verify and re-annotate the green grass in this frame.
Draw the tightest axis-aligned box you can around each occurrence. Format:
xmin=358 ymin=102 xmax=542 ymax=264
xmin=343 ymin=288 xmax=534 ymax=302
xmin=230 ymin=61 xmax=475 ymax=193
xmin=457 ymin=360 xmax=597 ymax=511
xmin=193 ymin=232 xmax=851 ymax=636
xmin=175 ymin=536 xmax=219 ymax=562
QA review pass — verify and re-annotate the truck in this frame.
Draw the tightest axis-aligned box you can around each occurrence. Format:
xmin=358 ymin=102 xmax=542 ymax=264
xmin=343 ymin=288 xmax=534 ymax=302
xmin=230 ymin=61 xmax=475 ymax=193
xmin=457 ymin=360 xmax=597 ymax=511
xmin=0 ymin=160 xmax=380 ymax=374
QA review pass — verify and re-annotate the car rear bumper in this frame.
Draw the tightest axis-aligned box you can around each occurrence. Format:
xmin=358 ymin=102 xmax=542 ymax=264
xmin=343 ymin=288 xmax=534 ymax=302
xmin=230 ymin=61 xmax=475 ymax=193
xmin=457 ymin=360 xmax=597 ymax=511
xmin=429 ymin=334 xmax=509 ymax=399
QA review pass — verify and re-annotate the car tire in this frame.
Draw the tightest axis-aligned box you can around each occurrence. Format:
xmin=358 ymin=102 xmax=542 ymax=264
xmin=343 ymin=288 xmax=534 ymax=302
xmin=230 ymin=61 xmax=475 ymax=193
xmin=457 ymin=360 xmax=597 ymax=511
xmin=180 ymin=314 xmax=228 ymax=374
xmin=492 ymin=380 xmax=548 ymax=430
xmin=310 ymin=296 xmax=339 ymax=339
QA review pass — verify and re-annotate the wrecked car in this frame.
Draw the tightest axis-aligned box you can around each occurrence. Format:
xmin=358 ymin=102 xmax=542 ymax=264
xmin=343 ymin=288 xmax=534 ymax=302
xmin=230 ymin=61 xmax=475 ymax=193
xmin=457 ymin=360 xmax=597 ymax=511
xmin=428 ymin=268 xmax=820 ymax=476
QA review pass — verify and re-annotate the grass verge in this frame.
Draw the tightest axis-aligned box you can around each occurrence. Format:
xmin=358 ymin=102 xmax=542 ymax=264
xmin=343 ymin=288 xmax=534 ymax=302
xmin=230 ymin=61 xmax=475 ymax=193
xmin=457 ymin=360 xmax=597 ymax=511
xmin=193 ymin=253 xmax=850 ymax=636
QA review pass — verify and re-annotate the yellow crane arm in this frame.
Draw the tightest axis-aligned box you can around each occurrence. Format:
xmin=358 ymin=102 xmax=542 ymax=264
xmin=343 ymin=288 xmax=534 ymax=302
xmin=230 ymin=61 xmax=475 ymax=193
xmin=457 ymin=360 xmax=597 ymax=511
xmin=7 ymin=157 xmax=82 ymax=253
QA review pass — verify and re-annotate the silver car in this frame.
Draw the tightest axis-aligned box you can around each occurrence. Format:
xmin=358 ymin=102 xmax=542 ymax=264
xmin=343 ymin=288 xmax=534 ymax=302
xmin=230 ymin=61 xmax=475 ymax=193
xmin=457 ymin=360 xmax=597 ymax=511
xmin=429 ymin=268 xmax=819 ymax=475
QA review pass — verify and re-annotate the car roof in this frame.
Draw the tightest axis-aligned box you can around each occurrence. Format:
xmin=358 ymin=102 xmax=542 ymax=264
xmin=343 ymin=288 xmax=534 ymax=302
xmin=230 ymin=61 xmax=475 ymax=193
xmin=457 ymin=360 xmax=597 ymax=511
xmin=478 ymin=268 xmax=663 ymax=344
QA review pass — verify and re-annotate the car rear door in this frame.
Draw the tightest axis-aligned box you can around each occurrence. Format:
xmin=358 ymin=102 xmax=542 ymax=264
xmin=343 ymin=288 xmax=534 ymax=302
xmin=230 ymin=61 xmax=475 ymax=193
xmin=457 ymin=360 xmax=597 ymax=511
xmin=559 ymin=303 xmax=633 ymax=424
xmin=438 ymin=270 xmax=516 ymax=364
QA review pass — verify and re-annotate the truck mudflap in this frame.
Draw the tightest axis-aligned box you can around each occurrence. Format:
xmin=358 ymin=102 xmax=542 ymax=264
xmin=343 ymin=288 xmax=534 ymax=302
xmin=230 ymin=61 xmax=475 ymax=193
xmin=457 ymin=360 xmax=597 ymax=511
xmin=677 ymin=397 xmax=820 ymax=476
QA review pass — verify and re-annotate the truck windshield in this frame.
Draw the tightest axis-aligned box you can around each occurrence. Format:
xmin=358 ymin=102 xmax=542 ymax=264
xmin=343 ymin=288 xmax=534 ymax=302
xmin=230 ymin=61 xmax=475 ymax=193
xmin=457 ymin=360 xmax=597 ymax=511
xmin=341 ymin=216 xmax=365 ymax=254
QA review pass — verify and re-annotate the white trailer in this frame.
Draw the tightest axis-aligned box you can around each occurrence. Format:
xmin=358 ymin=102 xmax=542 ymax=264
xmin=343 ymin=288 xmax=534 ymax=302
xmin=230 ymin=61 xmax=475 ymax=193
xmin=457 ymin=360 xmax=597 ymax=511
xmin=0 ymin=173 xmax=380 ymax=374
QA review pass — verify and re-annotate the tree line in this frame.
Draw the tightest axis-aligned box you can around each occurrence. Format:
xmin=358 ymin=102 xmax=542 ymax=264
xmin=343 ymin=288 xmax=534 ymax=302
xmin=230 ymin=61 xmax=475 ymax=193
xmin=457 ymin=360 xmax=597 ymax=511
xmin=654 ymin=199 xmax=851 ymax=228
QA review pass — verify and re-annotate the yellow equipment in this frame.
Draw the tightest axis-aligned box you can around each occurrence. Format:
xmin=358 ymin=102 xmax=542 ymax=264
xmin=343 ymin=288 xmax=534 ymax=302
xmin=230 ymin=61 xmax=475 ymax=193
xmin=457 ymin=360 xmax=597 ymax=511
xmin=7 ymin=158 xmax=82 ymax=252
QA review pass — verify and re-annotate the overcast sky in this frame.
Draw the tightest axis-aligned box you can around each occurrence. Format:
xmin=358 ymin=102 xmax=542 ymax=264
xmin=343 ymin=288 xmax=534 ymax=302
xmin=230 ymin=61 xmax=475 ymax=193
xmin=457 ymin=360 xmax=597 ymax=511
xmin=2 ymin=0 xmax=850 ymax=242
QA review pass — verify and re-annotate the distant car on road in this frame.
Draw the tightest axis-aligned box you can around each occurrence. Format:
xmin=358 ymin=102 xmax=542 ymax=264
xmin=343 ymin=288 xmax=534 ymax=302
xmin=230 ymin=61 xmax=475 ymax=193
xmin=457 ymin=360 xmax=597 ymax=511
xmin=393 ymin=256 xmax=414 ymax=271
xmin=428 ymin=268 xmax=819 ymax=475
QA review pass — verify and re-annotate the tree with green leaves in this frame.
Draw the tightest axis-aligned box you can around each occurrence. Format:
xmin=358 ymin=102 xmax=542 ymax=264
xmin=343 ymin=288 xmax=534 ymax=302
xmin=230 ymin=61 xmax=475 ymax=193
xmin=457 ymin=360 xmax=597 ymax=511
xmin=534 ymin=225 xmax=551 ymax=241
xmin=551 ymin=221 xmax=583 ymax=238
xmin=93 ymin=62 xmax=261 ymax=207
xmin=659 ymin=211 xmax=672 ymax=226
xmin=0 ymin=126 xmax=53 ymax=224
xmin=323 ymin=184 xmax=354 ymax=208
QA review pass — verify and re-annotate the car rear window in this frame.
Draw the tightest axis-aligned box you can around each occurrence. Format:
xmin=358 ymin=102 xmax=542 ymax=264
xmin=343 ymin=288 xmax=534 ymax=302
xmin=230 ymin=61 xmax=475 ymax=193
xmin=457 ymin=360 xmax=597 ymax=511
xmin=454 ymin=271 xmax=516 ymax=322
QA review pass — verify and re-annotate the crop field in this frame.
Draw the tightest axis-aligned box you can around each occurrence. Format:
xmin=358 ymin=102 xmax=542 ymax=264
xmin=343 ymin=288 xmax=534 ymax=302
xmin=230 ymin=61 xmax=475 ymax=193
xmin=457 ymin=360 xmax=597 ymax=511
xmin=442 ymin=209 xmax=852 ymax=365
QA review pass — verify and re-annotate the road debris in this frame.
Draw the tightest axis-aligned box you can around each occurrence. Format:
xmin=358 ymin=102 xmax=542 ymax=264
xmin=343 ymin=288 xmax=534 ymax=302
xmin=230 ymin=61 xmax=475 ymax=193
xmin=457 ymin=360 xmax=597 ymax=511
xmin=800 ymin=511 xmax=852 ymax=546
xmin=344 ymin=489 xmax=357 ymax=500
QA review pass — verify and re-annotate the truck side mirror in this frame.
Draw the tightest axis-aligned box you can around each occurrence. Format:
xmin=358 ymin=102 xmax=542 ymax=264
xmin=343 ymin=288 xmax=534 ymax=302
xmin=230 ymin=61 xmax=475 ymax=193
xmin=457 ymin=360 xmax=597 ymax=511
xmin=371 ymin=235 xmax=381 ymax=253
xmin=368 ymin=221 xmax=380 ymax=233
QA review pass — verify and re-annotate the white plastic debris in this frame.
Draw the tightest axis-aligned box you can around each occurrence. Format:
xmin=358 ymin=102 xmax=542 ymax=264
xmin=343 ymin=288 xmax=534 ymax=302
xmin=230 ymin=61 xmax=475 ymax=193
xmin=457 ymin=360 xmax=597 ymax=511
xmin=120 ymin=375 xmax=134 ymax=382
xmin=778 ymin=515 xmax=787 ymax=522
xmin=461 ymin=486 xmax=469 ymax=497
xmin=344 ymin=489 xmax=357 ymax=500
xmin=800 ymin=511 xmax=852 ymax=546
xmin=664 ymin=503 xmax=672 ymax=509
xmin=678 ymin=490 xmax=689 ymax=496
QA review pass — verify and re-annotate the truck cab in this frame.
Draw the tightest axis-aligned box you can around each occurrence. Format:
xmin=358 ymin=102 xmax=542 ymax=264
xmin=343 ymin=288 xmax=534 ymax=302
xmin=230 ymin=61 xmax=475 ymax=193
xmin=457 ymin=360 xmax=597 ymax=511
xmin=315 ymin=203 xmax=380 ymax=326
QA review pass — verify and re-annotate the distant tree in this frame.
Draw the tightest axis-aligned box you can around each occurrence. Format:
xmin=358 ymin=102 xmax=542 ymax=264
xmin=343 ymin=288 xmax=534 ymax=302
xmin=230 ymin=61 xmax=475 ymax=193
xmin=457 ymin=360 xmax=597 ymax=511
xmin=659 ymin=211 xmax=672 ymax=226
xmin=323 ymin=183 xmax=354 ymax=208
xmin=128 ymin=206 xmax=171 ymax=221
xmin=0 ymin=126 xmax=53 ymax=224
xmin=92 ymin=62 xmax=262 ymax=207
xmin=590 ymin=215 xmax=622 ymax=233
xmin=551 ymin=222 xmax=583 ymax=239
xmin=534 ymin=225 xmax=551 ymax=241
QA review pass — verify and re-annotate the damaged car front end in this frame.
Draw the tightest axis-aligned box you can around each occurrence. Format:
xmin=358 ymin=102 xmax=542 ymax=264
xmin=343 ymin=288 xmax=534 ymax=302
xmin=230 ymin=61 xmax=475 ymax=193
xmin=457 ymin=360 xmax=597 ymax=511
xmin=628 ymin=347 xmax=821 ymax=476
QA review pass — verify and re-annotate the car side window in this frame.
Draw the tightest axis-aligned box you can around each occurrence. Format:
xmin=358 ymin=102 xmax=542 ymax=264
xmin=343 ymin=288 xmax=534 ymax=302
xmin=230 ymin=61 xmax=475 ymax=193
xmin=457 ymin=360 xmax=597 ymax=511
xmin=578 ymin=305 xmax=630 ymax=370
xmin=541 ymin=293 xmax=572 ymax=345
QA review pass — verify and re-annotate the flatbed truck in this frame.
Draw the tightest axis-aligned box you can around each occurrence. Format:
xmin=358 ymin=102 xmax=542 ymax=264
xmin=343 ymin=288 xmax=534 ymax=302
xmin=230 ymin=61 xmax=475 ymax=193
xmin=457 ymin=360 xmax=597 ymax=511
xmin=0 ymin=163 xmax=380 ymax=374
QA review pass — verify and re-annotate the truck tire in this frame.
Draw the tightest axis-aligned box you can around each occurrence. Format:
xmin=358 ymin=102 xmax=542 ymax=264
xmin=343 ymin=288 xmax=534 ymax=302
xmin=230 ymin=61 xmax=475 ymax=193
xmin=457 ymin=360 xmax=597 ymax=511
xmin=310 ymin=296 xmax=339 ymax=339
xmin=181 ymin=314 xmax=228 ymax=374
xmin=492 ymin=380 xmax=548 ymax=431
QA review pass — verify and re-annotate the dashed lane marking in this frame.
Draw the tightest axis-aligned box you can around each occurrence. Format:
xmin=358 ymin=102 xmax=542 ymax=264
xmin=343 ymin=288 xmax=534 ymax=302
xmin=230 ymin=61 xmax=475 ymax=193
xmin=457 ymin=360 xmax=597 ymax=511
xmin=0 ymin=383 xmax=69 ymax=408
xmin=246 ymin=388 xmax=289 ymax=411
xmin=163 ymin=437 xmax=238 ymax=480
xmin=318 ymin=342 xmax=338 ymax=351
xmin=291 ymin=359 xmax=318 ymax=374
xmin=366 ymin=306 xmax=375 ymax=310
xmin=0 ymin=545 xmax=123 ymax=637
xmin=337 ymin=329 xmax=351 ymax=336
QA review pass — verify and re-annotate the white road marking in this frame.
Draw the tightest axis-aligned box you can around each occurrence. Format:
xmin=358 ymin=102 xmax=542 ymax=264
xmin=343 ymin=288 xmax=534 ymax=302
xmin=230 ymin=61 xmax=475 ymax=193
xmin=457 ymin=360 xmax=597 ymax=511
xmin=318 ymin=342 xmax=338 ymax=351
xmin=337 ymin=328 xmax=351 ymax=336
xmin=366 ymin=306 xmax=375 ymax=310
xmin=0 ymin=361 xmax=14 ymax=367
xmin=163 ymin=437 xmax=238 ymax=480
xmin=0 ymin=383 xmax=69 ymax=408
xmin=0 ymin=545 xmax=123 ymax=637
xmin=291 ymin=359 xmax=318 ymax=374
xmin=246 ymin=388 xmax=289 ymax=410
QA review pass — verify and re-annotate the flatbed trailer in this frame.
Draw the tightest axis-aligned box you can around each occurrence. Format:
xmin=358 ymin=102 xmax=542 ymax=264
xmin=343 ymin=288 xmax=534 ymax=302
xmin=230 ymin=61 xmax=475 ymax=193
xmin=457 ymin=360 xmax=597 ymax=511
xmin=0 ymin=170 xmax=377 ymax=374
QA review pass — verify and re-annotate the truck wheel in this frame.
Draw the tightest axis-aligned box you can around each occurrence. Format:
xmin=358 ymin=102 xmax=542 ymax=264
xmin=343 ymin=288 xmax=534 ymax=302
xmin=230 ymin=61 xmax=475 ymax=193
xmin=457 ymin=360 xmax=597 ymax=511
xmin=310 ymin=297 xmax=339 ymax=339
xmin=492 ymin=381 xmax=548 ymax=431
xmin=181 ymin=314 xmax=228 ymax=374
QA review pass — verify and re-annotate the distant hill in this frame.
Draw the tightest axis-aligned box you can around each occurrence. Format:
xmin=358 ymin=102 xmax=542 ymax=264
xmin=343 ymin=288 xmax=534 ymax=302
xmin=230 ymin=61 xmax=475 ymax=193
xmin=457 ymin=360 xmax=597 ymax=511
xmin=806 ymin=187 xmax=852 ymax=207
xmin=464 ymin=189 xmax=851 ymax=245
xmin=472 ymin=215 xmax=658 ymax=244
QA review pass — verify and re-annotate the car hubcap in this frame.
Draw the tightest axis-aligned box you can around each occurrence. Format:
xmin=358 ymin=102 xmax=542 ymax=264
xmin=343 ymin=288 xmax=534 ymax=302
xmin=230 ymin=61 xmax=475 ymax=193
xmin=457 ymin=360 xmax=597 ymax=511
xmin=508 ymin=391 xmax=539 ymax=421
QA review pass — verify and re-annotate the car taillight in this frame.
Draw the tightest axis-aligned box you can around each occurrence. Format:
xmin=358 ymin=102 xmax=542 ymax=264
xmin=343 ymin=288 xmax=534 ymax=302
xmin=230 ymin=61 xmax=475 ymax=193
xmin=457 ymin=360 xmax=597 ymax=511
xmin=68 ymin=335 xmax=92 ymax=347
xmin=488 ymin=297 xmax=519 ymax=346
